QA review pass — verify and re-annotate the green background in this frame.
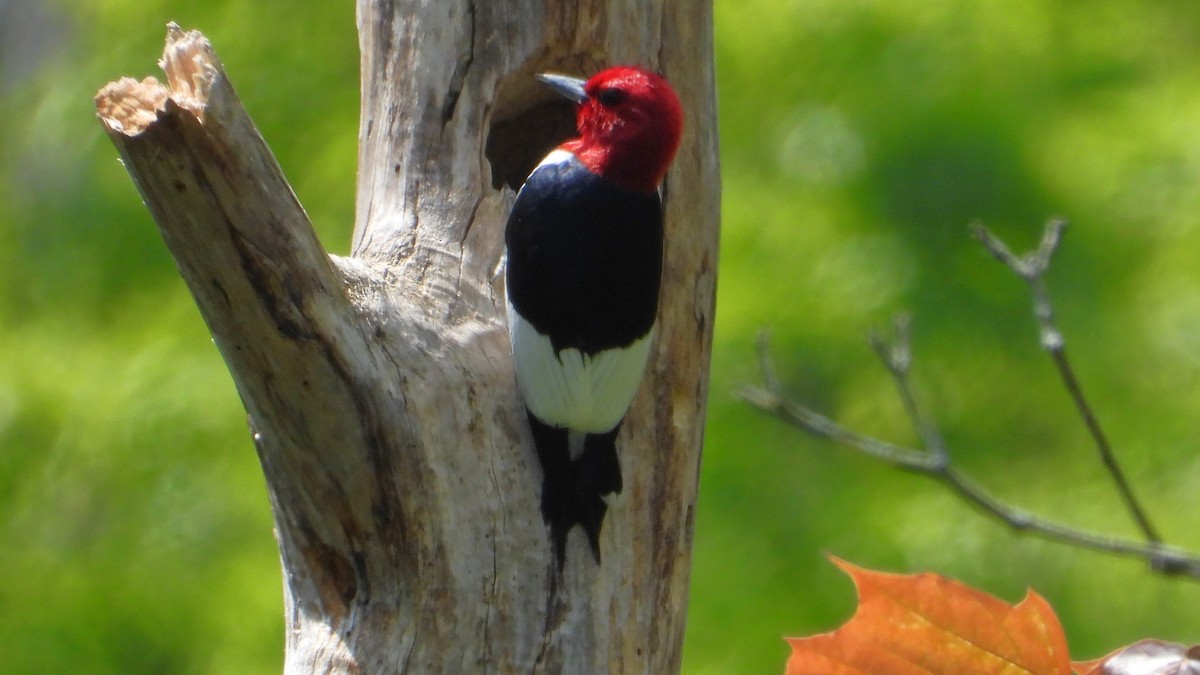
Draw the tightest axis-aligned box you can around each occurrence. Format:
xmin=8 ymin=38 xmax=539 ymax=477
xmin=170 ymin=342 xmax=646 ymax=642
xmin=3 ymin=0 xmax=1199 ymax=672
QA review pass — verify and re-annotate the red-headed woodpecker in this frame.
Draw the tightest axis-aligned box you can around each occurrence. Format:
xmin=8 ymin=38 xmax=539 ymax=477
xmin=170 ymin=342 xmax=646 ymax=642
xmin=505 ymin=66 xmax=684 ymax=567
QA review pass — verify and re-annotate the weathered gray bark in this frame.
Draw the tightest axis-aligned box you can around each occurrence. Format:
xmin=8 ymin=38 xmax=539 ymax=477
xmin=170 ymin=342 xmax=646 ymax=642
xmin=94 ymin=2 xmax=718 ymax=672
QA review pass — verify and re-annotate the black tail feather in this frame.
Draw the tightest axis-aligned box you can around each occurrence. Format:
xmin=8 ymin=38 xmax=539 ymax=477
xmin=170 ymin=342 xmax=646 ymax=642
xmin=573 ymin=426 xmax=622 ymax=560
xmin=582 ymin=426 xmax=623 ymax=495
xmin=526 ymin=411 xmax=623 ymax=569
xmin=526 ymin=413 xmax=573 ymax=566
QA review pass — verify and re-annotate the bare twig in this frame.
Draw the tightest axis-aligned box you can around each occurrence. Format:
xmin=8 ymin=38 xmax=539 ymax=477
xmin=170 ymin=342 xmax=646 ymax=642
xmin=739 ymin=219 xmax=1199 ymax=578
xmin=972 ymin=219 xmax=1161 ymax=544
xmin=869 ymin=314 xmax=948 ymax=465
xmin=739 ymin=335 xmax=1200 ymax=578
xmin=742 ymin=340 xmax=937 ymax=471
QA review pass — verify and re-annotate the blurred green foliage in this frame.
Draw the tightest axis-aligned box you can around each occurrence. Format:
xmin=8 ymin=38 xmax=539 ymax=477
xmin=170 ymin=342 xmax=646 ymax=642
xmin=2 ymin=0 xmax=1199 ymax=672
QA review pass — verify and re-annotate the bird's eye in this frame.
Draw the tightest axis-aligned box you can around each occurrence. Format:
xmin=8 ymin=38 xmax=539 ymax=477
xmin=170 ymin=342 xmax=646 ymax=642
xmin=596 ymin=88 xmax=627 ymax=107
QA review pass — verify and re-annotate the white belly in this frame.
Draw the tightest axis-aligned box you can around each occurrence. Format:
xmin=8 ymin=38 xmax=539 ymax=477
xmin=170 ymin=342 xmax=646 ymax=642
xmin=507 ymin=301 xmax=654 ymax=434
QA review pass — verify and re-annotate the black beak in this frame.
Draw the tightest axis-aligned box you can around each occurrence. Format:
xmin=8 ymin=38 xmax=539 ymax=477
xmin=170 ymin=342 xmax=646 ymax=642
xmin=536 ymin=73 xmax=588 ymax=104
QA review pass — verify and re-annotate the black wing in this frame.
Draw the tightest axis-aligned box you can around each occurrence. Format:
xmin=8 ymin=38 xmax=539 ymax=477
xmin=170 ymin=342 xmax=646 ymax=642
xmin=505 ymin=155 xmax=664 ymax=356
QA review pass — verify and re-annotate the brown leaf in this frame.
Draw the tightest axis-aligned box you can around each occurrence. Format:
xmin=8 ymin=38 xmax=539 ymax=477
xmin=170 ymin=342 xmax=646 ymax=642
xmin=785 ymin=558 xmax=1072 ymax=675
xmin=1074 ymin=640 xmax=1200 ymax=675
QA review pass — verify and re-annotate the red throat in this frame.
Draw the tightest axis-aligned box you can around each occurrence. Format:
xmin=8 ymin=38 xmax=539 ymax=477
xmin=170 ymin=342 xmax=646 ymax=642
xmin=564 ymin=136 xmax=678 ymax=194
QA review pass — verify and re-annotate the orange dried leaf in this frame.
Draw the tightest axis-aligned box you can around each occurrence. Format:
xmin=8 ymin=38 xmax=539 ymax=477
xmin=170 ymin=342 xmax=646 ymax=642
xmin=786 ymin=558 xmax=1072 ymax=675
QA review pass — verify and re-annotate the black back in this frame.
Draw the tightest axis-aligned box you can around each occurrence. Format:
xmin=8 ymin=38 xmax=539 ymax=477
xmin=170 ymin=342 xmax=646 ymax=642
xmin=506 ymin=155 xmax=664 ymax=356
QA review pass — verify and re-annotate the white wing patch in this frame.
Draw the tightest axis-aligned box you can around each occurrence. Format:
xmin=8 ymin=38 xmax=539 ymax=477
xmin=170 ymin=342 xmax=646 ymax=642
xmin=519 ymin=149 xmax=575 ymax=195
xmin=507 ymin=300 xmax=655 ymax=434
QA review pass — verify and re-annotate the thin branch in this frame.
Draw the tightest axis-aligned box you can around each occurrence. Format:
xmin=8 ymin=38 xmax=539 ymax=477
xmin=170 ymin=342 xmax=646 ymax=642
xmin=739 ymin=334 xmax=1200 ymax=579
xmin=740 ymin=219 xmax=1196 ymax=577
xmin=972 ymin=219 xmax=1162 ymax=544
xmin=869 ymin=314 xmax=948 ymax=465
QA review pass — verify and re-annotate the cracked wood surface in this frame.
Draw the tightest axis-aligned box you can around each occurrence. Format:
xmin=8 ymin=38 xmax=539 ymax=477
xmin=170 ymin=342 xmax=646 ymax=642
xmin=95 ymin=1 xmax=718 ymax=672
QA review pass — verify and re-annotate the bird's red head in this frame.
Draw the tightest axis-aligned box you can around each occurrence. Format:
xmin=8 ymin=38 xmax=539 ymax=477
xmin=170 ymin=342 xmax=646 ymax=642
xmin=538 ymin=66 xmax=684 ymax=194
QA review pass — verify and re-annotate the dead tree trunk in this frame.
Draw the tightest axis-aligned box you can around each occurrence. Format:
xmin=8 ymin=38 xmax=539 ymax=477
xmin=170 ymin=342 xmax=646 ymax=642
xmin=94 ymin=2 xmax=718 ymax=672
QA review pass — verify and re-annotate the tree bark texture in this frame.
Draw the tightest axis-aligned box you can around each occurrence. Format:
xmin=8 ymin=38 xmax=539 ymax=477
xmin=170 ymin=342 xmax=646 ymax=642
xmin=95 ymin=2 xmax=718 ymax=672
